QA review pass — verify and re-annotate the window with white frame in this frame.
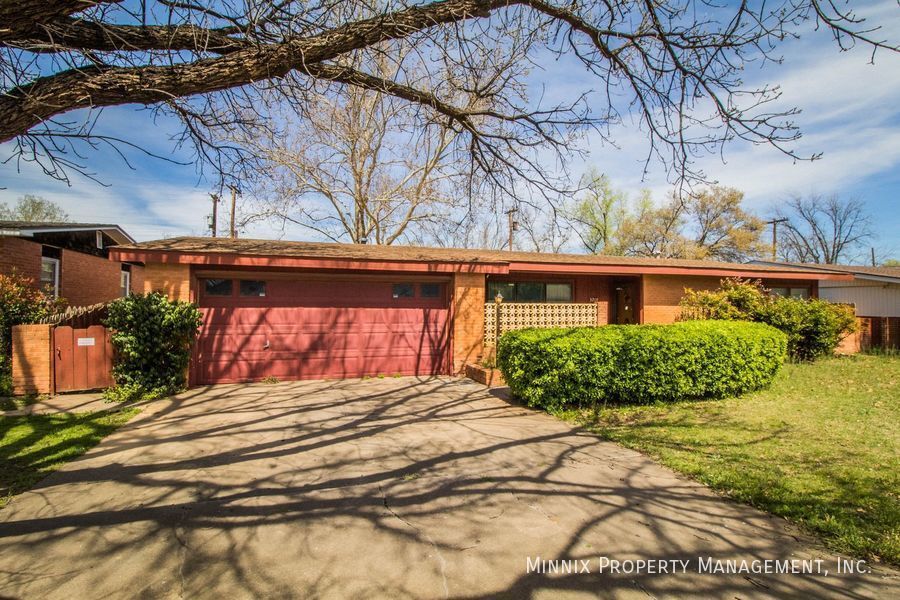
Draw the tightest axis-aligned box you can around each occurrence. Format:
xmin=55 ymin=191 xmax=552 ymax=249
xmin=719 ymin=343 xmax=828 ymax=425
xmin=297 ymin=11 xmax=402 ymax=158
xmin=40 ymin=257 xmax=60 ymax=298
xmin=120 ymin=269 xmax=131 ymax=297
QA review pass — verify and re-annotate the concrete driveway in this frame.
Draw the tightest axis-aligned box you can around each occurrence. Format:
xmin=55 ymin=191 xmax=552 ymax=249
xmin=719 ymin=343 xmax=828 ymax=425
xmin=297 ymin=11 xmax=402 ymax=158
xmin=1 ymin=378 xmax=897 ymax=599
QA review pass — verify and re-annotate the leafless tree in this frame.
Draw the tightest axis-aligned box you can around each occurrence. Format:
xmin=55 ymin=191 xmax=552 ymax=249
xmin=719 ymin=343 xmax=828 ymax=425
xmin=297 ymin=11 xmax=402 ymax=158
xmin=1 ymin=1 xmax=897 ymax=193
xmin=232 ymin=30 xmax=511 ymax=244
xmin=413 ymin=204 xmax=507 ymax=249
xmin=774 ymin=194 xmax=874 ymax=264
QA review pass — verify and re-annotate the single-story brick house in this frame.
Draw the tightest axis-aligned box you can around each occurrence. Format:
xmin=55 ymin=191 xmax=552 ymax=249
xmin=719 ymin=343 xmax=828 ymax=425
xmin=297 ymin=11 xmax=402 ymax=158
xmin=0 ymin=221 xmax=142 ymax=306
xmin=109 ymin=237 xmax=852 ymax=385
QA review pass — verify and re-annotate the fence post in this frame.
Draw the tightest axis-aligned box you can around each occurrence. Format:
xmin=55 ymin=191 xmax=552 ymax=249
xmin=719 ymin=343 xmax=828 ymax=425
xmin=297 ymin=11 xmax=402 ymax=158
xmin=494 ymin=295 xmax=503 ymax=347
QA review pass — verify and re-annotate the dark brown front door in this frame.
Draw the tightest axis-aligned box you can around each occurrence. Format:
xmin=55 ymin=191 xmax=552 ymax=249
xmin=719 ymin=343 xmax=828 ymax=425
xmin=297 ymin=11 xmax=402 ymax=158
xmin=612 ymin=282 xmax=637 ymax=324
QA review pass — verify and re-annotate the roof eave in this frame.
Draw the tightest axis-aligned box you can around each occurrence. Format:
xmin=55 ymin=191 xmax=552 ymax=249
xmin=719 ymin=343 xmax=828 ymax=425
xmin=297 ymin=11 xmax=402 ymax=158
xmin=0 ymin=225 xmax=135 ymax=244
xmin=108 ymin=248 xmax=509 ymax=274
xmin=110 ymin=248 xmax=852 ymax=280
xmin=827 ymin=273 xmax=900 ymax=284
xmin=508 ymin=261 xmax=851 ymax=280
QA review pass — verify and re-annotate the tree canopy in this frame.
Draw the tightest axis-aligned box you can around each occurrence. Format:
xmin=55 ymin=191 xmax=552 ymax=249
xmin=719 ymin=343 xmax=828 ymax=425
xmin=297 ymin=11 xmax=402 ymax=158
xmin=2 ymin=0 xmax=897 ymax=192
xmin=0 ymin=195 xmax=70 ymax=222
xmin=567 ymin=181 xmax=764 ymax=261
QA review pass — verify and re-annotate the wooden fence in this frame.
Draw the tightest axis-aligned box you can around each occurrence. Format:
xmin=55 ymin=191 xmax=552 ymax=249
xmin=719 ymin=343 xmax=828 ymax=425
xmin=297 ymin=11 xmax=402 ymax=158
xmin=859 ymin=316 xmax=899 ymax=350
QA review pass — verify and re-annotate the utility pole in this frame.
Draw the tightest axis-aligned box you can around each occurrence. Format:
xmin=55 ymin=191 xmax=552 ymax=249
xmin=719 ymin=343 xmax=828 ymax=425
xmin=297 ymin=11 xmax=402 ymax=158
xmin=871 ymin=247 xmax=877 ymax=267
xmin=228 ymin=186 xmax=238 ymax=239
xmin=209 ymin=193 xmax=219 ymax=237
xmin=765 ymin=218 xmax=788 ymax=261
xmin=506 ymin=207 xmax=519 ymax=251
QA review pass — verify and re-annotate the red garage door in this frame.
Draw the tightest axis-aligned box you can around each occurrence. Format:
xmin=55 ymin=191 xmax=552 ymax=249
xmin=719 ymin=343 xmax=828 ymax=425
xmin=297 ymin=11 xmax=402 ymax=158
xmin=195 ymin=277 xmax=450 ymax=384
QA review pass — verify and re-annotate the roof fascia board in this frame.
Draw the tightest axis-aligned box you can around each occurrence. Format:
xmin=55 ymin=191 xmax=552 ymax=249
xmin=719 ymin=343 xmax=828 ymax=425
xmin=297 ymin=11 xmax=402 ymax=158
xmin=838 ymin=273 xmax=900 ymax=284
xmin=751 ymin=260 xmax=899 ymax=283
xmin=109 ymin=249 xmax=509 ymax=274
xmin=509 ymin=261 xmax=853 ymax=280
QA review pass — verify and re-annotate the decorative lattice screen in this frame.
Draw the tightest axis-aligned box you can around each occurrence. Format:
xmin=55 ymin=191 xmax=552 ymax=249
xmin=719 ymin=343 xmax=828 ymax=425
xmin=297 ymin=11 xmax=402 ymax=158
xmin=484 ymin=303 xmax=599 ymax=345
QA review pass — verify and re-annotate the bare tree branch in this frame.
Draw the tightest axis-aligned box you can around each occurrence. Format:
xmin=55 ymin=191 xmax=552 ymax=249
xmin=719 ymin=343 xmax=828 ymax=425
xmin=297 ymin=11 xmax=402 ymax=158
xmin=1 ymin=0 xmax=897 ymax=189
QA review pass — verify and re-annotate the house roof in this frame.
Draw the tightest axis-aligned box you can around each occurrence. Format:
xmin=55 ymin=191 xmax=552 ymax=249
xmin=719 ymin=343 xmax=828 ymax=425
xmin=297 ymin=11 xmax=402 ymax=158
xmin=110 ymin=237 xmax=852 ymax=280
xmin=0 ymin=221 xmax=135 ymax=245
xmin=751 ymin=261 xmax=900 ymax=284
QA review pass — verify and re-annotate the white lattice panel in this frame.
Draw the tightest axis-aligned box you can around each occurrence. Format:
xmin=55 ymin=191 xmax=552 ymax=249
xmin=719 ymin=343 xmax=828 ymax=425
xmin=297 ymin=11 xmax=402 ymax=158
xmin=484 ymin=303 xmax=598 ymax=345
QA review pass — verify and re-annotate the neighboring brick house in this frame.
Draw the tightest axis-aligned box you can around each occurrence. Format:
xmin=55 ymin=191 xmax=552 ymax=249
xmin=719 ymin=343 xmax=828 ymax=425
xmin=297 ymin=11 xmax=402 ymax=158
xmin=109 ymin=238 xmax=850 ymax=386
xmin=0 ymin=222 xmax=144 ymax=306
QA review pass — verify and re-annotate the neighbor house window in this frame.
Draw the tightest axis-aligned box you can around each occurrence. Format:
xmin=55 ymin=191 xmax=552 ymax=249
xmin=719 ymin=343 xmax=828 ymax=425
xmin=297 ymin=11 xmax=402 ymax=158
xmin=769 ymin=286 xmax=810 ymax=299
xmin=487 ymin=281 xmax=573 ymax=303
xmin=204 ymin=279 xmax=233 ymax=296
xmin=420 ymin=283 xmax=441 ymax=298
xmin=392 ymin=283 xmax=415 ymax=298
xmin=120 ymin=268 xmax=131 ymax=297
xmin=40 ymin=257 xmax=60 ymax=298
xmin=240 ymin=280 xmax=267 ymax=297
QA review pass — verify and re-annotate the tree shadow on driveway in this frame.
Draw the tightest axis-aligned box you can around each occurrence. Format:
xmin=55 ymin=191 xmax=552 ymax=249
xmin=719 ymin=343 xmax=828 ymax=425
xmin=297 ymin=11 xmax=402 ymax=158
xmin=0 ymin=377 xmax=896 ymax=599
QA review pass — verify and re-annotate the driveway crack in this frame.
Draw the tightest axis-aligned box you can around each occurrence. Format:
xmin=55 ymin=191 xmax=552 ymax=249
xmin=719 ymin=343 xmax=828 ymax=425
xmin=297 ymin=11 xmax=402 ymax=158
xmin=172 ymin=518 xmax=190 ymax=598
xmin=380 ymin=484 xmax=449 ymax=599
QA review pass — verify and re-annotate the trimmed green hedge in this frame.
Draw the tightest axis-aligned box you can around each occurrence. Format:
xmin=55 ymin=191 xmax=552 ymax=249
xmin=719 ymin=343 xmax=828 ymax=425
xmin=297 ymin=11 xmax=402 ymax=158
xmin=497 ymin=321 xmax=787 ymax=411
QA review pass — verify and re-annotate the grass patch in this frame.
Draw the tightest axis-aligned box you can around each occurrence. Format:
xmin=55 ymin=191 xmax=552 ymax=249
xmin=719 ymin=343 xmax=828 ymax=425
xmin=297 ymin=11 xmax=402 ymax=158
xmin=0 ymin=408 xmax=138 ymax=508
xmin=0 ymin=394 xmax=41 ymax=412
xmin=557 ymin=354 xmax=899 ymax=565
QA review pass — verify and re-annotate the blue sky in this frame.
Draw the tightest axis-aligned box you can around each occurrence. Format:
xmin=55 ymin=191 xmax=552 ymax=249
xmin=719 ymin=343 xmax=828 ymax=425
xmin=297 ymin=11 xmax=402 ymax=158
xmin=1 ymin=2 xmax=898 ymax=259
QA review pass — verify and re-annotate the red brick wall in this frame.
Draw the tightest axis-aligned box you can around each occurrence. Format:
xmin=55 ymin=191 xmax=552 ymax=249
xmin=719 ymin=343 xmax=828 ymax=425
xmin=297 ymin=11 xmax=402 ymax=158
xmin=642 ymin=275 xmax=721 ymax=324
xmin=142 ymin=263 xmax=192 ymax=300
xmin=12 ymin=324 xmax=53 ymax=395
xmin=0 ymin=237 xmax=41 ymax=282
xmin=1 ymin=238 xmax=141 ymax=305
xmin=130 ymin=264 xmax=145 ymax=296
xmin=452 ymin=272 xmax=486 ymax=373
xmin=60 ymin=249 xmax=123 ymax=307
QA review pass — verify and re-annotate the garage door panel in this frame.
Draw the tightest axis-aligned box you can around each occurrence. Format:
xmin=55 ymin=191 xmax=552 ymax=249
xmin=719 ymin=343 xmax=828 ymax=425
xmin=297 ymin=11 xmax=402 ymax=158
xmin=196 ymin=280 xmax=450 ymax=384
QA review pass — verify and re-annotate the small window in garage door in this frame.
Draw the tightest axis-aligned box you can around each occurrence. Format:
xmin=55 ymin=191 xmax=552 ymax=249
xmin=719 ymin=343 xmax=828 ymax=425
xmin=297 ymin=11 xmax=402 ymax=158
xmin=420 ymin=283 xmax=442 ymax=298
xmin=204 ymin=279 xmax=233 ymax=296
xmin=392 ymin=283 xmax=415 ymax=298
xmin=240 ymin=280 xmax=267 ymax=297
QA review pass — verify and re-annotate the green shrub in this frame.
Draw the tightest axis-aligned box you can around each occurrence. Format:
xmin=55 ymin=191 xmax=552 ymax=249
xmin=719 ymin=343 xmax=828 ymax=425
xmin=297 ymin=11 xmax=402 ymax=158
xmin=497 ymin=321 xmax=787 ymax=411
xmin=104 ymin=292 xmax=202 ymax=394
xmin=0 ymin=272 xmax=60 ymax=374
xmin=102 ymin=382 xmax=167 ymax=404
xmin=680 ymin=278 xmax=856 ymax=361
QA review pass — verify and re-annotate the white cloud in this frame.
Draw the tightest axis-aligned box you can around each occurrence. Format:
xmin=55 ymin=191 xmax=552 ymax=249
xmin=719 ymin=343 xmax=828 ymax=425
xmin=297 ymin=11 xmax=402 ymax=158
xmin=569 ymin=9 xmax=900 ymax=209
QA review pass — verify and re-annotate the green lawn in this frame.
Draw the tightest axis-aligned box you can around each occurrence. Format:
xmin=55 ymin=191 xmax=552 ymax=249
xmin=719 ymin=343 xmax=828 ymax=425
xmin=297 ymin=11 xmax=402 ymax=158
xmin=1 ymin=409 xmax=138 ymax=508
xmin=560 ymin=354 xmax=900 ymax=565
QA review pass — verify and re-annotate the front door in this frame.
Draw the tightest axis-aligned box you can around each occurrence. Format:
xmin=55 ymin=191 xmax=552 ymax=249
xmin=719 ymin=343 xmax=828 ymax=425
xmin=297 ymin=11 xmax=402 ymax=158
xmin=612 ymin=282 xmax=637 ymax=324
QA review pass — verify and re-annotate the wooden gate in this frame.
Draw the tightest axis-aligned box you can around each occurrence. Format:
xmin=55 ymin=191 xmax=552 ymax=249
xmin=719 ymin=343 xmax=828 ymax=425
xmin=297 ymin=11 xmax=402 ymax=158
xmin=54 ymin=325 xmax=114 ymax=392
